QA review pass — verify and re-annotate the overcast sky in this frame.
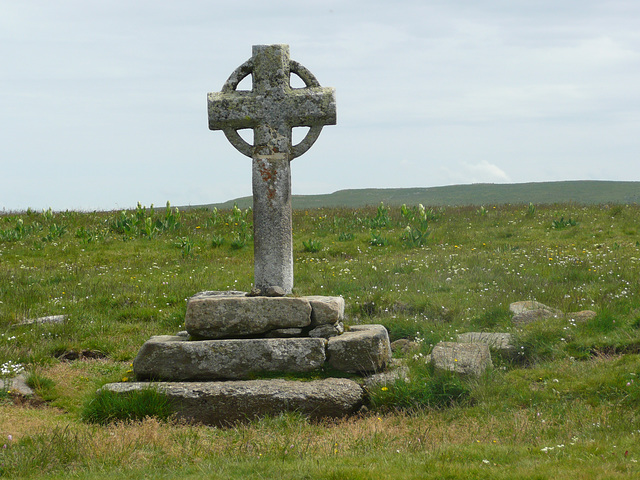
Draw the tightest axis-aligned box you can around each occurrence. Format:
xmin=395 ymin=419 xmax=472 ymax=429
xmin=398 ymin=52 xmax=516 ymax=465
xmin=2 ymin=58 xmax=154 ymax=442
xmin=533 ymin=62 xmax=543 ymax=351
xmin=1 ymin=0 xmax=639 ymax=211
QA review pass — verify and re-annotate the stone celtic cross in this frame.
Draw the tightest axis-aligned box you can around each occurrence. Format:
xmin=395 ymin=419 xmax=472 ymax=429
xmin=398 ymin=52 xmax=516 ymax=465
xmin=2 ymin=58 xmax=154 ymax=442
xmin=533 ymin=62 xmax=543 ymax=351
xmin=208 ymin=44 xmax=336 ymax=294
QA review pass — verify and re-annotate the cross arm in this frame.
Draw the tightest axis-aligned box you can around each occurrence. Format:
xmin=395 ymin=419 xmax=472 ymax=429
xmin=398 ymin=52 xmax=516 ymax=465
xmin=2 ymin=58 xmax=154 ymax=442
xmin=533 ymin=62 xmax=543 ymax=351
xmin=284 ymin=87 xmax=337 ymax=128
xmin=207 ymin=91 xmax=261 ymax=131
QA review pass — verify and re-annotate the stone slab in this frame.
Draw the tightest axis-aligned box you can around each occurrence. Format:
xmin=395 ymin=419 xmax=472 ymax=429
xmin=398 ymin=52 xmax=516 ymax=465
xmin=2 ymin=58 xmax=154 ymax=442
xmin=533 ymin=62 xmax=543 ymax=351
xmin=101 ymin=378 xmax=363 ymax=426
xmin=133 ymin=335 xmax=325 ymax=381
xmin=429 ymin=342 xmax=492 ymax=377
xmin=185 ymin=291 xmax=312 ymax=339
xmin=326 ymin=324 xmax=392 ymax=374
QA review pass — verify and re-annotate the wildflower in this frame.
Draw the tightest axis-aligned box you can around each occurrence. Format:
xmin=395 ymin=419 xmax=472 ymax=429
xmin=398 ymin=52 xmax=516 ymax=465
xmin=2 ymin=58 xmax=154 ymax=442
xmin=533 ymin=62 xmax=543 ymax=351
xmin=381 ymin=386 xmax=388 ymax=391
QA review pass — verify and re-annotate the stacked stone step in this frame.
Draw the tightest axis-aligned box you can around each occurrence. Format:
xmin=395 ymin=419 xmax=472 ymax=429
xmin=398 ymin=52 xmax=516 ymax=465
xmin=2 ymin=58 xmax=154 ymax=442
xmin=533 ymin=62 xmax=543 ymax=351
xmin=133 ymin=291 xmax=392 ymax=381
xmin=101 ymin=291 xmax=393 ymax=426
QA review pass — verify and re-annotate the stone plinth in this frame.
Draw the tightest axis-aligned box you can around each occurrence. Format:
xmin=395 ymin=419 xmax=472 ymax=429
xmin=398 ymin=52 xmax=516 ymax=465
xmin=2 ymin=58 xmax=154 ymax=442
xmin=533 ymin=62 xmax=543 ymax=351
xmin=133 ymin=335 xmax=326 ymax=381
xmin=185 ymin=292 xmax=312 ymax=339
xmin=101 ymin=378 xmax=363 ymax=427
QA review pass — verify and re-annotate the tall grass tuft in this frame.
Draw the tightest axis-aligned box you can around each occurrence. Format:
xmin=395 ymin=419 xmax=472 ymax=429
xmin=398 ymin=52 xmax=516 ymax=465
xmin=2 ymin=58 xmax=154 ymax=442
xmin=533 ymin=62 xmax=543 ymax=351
xmin=81 ymin=387 xmax=174 ymax=425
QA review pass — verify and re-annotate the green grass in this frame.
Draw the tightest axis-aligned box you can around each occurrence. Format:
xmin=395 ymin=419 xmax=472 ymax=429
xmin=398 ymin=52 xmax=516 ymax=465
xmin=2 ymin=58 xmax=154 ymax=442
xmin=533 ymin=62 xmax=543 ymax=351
xmin=1 ymin=201 xmax=640 ymax=478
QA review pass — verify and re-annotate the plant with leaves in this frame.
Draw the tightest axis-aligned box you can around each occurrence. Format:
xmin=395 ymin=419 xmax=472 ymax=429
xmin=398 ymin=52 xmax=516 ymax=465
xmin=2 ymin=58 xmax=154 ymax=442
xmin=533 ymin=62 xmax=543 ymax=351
xmin=400 ymin=203 xmax=431 ymax=247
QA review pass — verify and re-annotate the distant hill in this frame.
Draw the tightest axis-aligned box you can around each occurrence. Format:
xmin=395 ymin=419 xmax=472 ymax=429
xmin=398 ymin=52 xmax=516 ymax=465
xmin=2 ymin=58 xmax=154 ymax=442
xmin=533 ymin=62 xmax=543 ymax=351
xmin=202 ymin=181 xmax=640 ymax=210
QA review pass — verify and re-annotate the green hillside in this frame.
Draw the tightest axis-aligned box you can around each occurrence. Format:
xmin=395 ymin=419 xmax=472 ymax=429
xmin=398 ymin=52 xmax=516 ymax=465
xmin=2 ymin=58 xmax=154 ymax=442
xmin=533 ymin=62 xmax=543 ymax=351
xmin=205 ymin=180 xmax=640 ymax=210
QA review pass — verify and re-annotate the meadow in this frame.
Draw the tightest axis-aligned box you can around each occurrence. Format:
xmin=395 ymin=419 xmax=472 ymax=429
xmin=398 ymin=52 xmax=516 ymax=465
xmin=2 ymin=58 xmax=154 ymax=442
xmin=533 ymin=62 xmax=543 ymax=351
xmin=1 ymin=200 xmax=640 ymax=479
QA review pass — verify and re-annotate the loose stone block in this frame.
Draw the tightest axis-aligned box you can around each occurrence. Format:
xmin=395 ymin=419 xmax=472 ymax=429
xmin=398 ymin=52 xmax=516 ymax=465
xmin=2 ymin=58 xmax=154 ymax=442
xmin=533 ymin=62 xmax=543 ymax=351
xmin=509 ymin=301 xmax=561 ymax=316
xmin=326 ymin=324 xmax=392 ymax=374
xmin=429 ymin=342 xmax=492 ymax=377
xmin=512 ymin=309 xmax=560 ymax=326
xmin=308 ymin=322 xmax=344 ymax=339
xmin=101 ymin=378 xmax=363 ymax=426
xmin=185 ymin=291 xmax=311 ymax=339
xmin=304 ymin=296 xmax=345 ymax=327
xmin=457 ymin=332 xmax=516 ymax=357
xmin=133 ymin=335 xmax=325 ymax=381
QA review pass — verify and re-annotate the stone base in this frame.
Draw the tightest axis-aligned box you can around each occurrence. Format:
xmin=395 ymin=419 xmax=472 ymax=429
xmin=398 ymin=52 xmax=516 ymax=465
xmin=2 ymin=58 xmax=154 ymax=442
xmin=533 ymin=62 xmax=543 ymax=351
xmin=133 ymin=335 xmax=326 ymax=381
xmin=101 ymin=378 xmax=364 ymax=426
xmin=184 ymin=291 xmax=345 ymax=339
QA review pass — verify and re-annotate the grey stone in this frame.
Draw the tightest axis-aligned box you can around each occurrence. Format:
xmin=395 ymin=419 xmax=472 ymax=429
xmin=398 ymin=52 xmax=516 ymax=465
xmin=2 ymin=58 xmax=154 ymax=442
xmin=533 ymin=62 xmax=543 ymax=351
xmin=512 ymin=309 xmax=560 ymax=326
xmin=208 ymin=44 xmax=336 ymax=294
xmin=509 ymin=301 xmax=561 ymax=316
xmin=133 ymin=335 xmax=325 ymax=381
xmin=185 ymin=293 xmax=311 ymax=339
xmin=264 ymin=286 xmax=286 ymax=297
xmin=362 ymin=361 xmax=410 ymax=389
xmin=457 ymin=332 xmax=517 ymax=357
xmin=15 ymin=315 xmax=67 ymax=327
xmin=429 ymin=342 xmax=492 ymax=377
xmin=326 ymin=324 xmax=392 ymax=374
xmin=304 ymin=296 xmax=345 ymax=327
xmin=308 ymin=322 xmax=344 ymax=339
xmin=0 ymin=373 xmax=34 ymax=396
xmin=101 ymin=378 xmax=363 ymax=426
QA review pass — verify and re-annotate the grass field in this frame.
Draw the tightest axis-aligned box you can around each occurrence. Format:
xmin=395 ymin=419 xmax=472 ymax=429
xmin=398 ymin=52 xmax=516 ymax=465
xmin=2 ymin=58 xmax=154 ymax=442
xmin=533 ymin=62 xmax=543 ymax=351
xmin=1 ymin=200 xmax=640 ymax=479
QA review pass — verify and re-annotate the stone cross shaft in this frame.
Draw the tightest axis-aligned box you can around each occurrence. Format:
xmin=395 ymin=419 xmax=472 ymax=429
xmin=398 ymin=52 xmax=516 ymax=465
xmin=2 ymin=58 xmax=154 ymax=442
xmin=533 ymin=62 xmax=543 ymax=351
xmin=208 ymin=44 xmax=336 ymax=293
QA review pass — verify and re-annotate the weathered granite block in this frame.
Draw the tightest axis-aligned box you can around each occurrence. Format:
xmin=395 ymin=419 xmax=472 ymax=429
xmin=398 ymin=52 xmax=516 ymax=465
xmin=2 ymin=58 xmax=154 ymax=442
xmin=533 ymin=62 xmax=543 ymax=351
xmin=457 ymin=332 xmax=516 ymax=357
xmin=326 ymin=324 xmax=391 ymax=374
xmin=303 ymin=296 xmax=345 ymax=326
xmin=101 ymin=378 xmax=363 ymax=426
xmin=429 ymin=342 xmax=492 ymax=377
xmin=133 ymin=335 xmax=325 ymax=381
xmin=185 ymin=291 xmax=312 ymax=339
xmin=509 ymin=300 xmax=561 ymax=316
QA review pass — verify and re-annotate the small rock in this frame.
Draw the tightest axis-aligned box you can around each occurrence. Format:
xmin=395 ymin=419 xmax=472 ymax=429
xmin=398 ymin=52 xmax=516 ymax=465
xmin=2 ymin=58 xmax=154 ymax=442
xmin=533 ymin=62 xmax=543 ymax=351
xmin=246 ymin=287 xmax=262 ymax=297
xmin=362 ymin=363 xmax=410 ymax=389
xmin=0 ymin=373 xmax=34 ymax=396
xmin=512 ymin=309 xmax=560 ymax=326
xmin=509 ymin=301 xmax=561 ymax=316
xmin=457 ymin=332 xmax=516 ymax=357
xmin=16 ymin=315 xmax=67 ymax=327
xmin=308 ymin=322 xmax=344 ymax=339
xmin=264 ymin=286 xmax=286 ymax=297
xmin=430 ymin=342 xmax=493 ymax=377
